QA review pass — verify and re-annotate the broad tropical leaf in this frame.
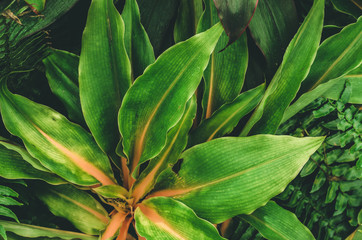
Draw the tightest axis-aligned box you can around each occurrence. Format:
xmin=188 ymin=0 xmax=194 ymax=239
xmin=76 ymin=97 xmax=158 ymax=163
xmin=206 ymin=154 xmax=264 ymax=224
xmin=35 ymin=184 xmax=109 ymax=235
xmin=24 ymin=0 xmax=46 ymax=13
xmin=241 ymin=0 xmax=325 ymax=136
xmin=248 ymin=0 xmax=298 ymax=77
xmin=0 ymin=85 xmax=115 ymax=186
xmin=135 ymin=197 xmax=225 ymax=239
xmin=43 ymin=49 xmax=84 ymax=124
xmin=119 ymin=23 xmax=223 ymax=175
xmin=79 ymin=0 xmax=131 ymax=154
xmin=0 ymin=220 xmax=97 ymax=240
xmin=240 ymin=201 xmax=315 ymax=240
xmin=300 ymin=16 xmax=362 ymax=93
xmin=131 ymin=97 xmax=197 ymax=202
xmin=150 ymin=135 xmax=323 ymax=223
xmin=188 ymin=84 xmax=264 ymax=146
xmin=213 ymin=0 xmax=258 ymax=47
xmin=198 ymin=0 xmax=248 ymax=119
xmin=121 ymin=0 xmax=155 ymax=80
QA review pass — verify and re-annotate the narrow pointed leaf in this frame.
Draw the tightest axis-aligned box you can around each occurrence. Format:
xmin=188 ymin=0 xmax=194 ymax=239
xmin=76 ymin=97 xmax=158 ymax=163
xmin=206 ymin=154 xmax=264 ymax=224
xmin=0 ymin=206 xmax=18 ymax=223
xmin=35 ymin=184 xmax=109 ymax=235
xmin=79 ymin=0 xmax=131 ymax=154
xmin=93 ymin=185 xmax=129 ymax=200
xmin=174 ymin=0 xmax=203 ymax=43
xmin=43 ymin=49 xmax=84 ymax=124
xmin=198 ymin=0 xmax=248 ymax=118
xmin=240 ymin=201 xmax=315 ymax=240
xmin=0 ymin=196 xmax=22 ymax=206
xmin=121 ymin=0 xmax=155 ymax=80
xmin=119 ymin=23 xmax=223 ymax=175
xmin=0 ymin=86 xmax=115 ymax=186
xmin=0 ymin=220 xmax=97 ymax=240
xmin=300 ymin=16 xmax=362 ymax=93
xmin=189 ymin=84 xmax=264 ymax=146
xmin=135 ymin=197 xmax=225 ymax=240
xmin=131 ymin=97 xmax=197 ymax=202
xmin=151 ymin=135 xmax=323 ymax=223
xmin=331 ymin=0 xmax=362 ymax=20
xmin=0 ymin=144 xmax=66 ymax=185
xmin=213 ymin=0 xmax=258 ymax=47
xmin=0 ymin=186 xmax=18 ymax=198
xmin=241 ymin=0 xmax=325 ymax=136
xmin=0 ymin=225 xmax=5 ymax=240
xmin=248 ymin=0 xmax=298 ymax=76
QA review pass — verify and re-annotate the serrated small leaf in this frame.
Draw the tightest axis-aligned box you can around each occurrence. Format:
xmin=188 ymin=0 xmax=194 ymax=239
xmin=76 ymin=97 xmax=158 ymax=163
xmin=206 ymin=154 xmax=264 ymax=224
xmin=325 ymin=181 xmax=339 ymax=203
xmin=334 ymin=193 xmax=348 ymax=216
xmin=310 ymin=170 xmax=326 ymax=193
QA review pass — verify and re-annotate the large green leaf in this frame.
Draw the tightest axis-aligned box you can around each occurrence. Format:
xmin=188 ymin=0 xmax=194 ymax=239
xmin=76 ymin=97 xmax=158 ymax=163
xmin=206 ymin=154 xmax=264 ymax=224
xmin=79 ymin=0 xmax=131 ymax=154
xmin=300 ymin=16 xmax=362 ymax=93
xmin=0 ymin=220 xmax=97 ymax=240
xmin=213 ymin=0 xmax=258 ymax=47
xmin=241 ymin=0 xmax=325 ymax=136
xmin=0 ymin=144 xmax=66 ymax=185
xmin=35 ymin=184 xmax=109 ymax=235
xmin=150 ymin=135 xmax=323 ymax=223
xmin=198 ymin=0 xmax=248 ymax=119
xmin=0 ymin=85 xmax=115 ymax=186
xmin=121 ymin=0 xmax=155 ymax=80
xmin=43 ymin=49 xmax=84 ymax=124
xmin=119 ymin=23 xmax=223 ymax=175
xmin=135 ymin=197 xmax=225 ymax=239
xmin=131 ymin=97 xmax=197 ymax=202
xmin=240 ymin=201 xmax=315 ymax=240
xmin=248 ymin=0 xmax=298 ymax=77
xmin=188 ymin=84 xmax=264 ymax=146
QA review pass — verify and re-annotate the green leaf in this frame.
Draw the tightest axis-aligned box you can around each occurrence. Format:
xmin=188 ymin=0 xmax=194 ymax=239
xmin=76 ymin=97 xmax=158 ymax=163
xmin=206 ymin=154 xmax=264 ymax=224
xmin=323 ymin=77 xmax=362 ymax=104
xmin=121 ymin=0 xmax=155 ymax=80
xmin=0 ymin=186 xmax=18 ymax=198
xmin=240 ymin=201 xmax=315 ymax=240
xmin=213 ymin=0 xmax=258 ymax=47
xmin=43 ymin=49 xmax=84 ymax=124
xmin=331 ymin=0 xmax=362 ymax=19
xmin=93 ymin=185 xmax=129 ymax=200
xmin=0 ymin=225 xmax=6 ymax=240
xmin=24 ymin=0 xmax=46 ymax=13
xmin=0 ymin=196 xmax=22 ymax=206
xmin=0 ymin=85 xmax=116 ymax=186
xmin=197 ymin=0 xmax=248 ymax=118
xmin=0 ymin=206 xmax=18 ymax=223
xmin=135 ymin=197 xmax=225 ymax=240
xmin=119 ymin=23 xmax=223 ymax=175
xmin=0 ymin=144 xmax=65 ymax=184
xmin=248 ymin=0 xmax=298 ymax=77
xmin=79 ymin=0 xmax=131 ymax=154
xmin=174 ymin=0 xmax=203 ymax=43
xmin=151 ymin=135 xmax=323 ymax=223
xmin=131 ymin=97 xmax=197 ymax=202
xmin=300 ymin=16 xmax=362 ymax=93
xmin=35 ymin=184 xmax=109 ymax=235
xmin=0 ymin=220 xmax=97 ymax=240
xmin=189 ymin=84 xmax=264 ymax=146
xmin=241 ymin=0 xmax=325 ymax=136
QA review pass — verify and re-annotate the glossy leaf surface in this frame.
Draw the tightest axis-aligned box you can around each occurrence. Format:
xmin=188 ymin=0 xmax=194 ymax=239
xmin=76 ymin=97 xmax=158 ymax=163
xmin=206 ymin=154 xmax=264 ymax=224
xmin=43 ymin=49 xmax=84 ymax=123
xmin=241 ymin=201 xmax=315 ymax=240
xmin=151 ymin=135 xmax=323 ymax=223
xmin=119 ymin=23 xmax=223 ymax=174
xmin=79 ymin=0 xmax=131 ymax=154
xmin=198 ymin=0 xmax=248 ymax=119
xmin=0 ymin=86 xmax=115 ymax=186
xmin=35 ymin=184 xmax=109 ymax=235
xmin=135 ymin=197 xmax=225 ymax=239
xmin=300 ymin=16 xmax=362 ymax=93
xmin=0 ymin=220 xmax=97 ymax=240
xmin=189 ymin=84 xmax=264 ymax=146
xmin=121 ymin=0 xmax=155 ymax=79
xmin=241 ymin=0 xmax=325 ymax=135
xmin=131 ymin=97 xmax=196 ymax=202
xmin=248 ymin=0 xmax=298 ymax=76
xmin=0 ymin=144 xmax=65 ymax=185
xmin=213 ymin=0 xmax=258 ymax=47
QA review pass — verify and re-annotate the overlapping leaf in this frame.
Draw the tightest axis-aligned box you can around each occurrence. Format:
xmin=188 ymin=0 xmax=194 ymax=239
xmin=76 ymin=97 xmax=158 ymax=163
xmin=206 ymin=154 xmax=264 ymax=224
xmin=135 ymin=197 xmax=225 ymax=239
xmin=79 ymin=0 xmax=131 ymax=154
xmin=241 ymin=0 xmax=325 ymax=136
xmin=198 ymin=0 xmax=248 ymax=119
xmin=0 ymin=85 xmax=115 ymax=186
xmin=151 ymin=135 xmax=323 ymax=223
xmin=119 ymin=23 xmax=223 ymax=175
